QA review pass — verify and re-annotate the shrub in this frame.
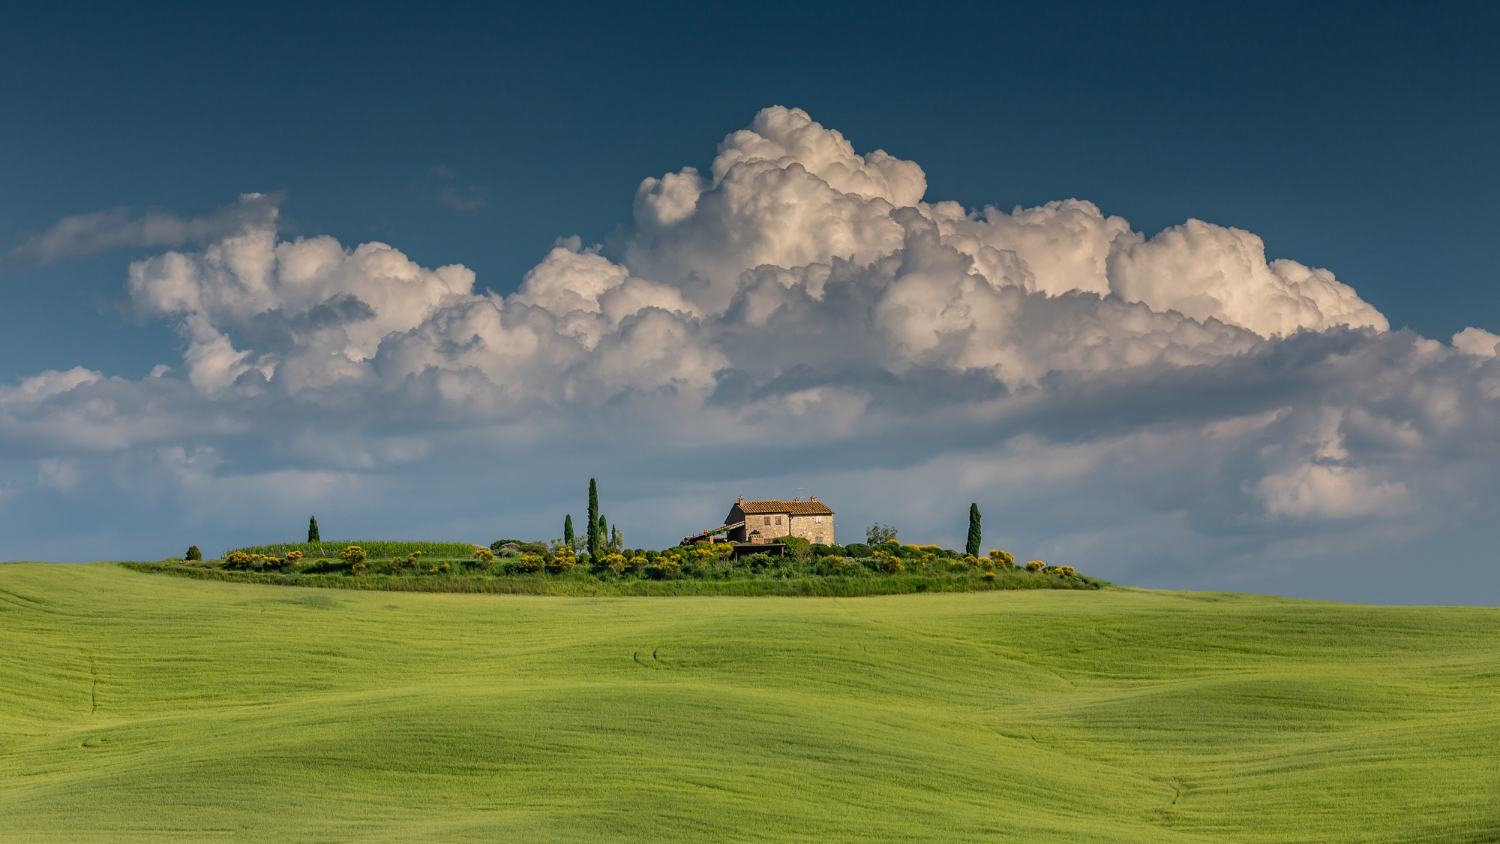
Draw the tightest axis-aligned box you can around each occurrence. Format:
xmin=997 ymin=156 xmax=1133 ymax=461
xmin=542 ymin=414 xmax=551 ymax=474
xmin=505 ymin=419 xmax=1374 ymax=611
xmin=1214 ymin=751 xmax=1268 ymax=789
xmin=350 ymin=561 xmax=367 ymax=575
xmin=474 ymin=547 xmax=494 ymax=564
xmin=818 ymin=555 xmax=861 ymax=576
xmin=742 ymin=552 xmax=774 ymax=570
xmin=498 ymin=556 xmax=538 ymax=574
xmin=843 ymin=543 xmax=871 ymax=558
xmin=1025 ymin=560 xmax=1044 ymax=572
xmin=982 ymin=571 xmax=997 ymax=583
xmin=224 ymin=551 xmax=251 ymax=569
xmin=646 ymin=558 xmax=682 ymax=580
xmin=1059 ymin=565 xmax=1076 ymax=576
xmin=340 ymin=546 xmax=367 ymax=567
xmin=775 ymin=536 xmax=811 ymax=559
xmin=595 ymin=552 xmax=627 ymax=575
xmin=545 ymin=553 xmax=575 ymax=574
xmin=869 ymin=553 xmax=905 ymax=573
xmin=285 ymin=550 xmax=303 ymax=563
xmin=989 ymin=549 xmax=1016 ymax=568
xmin=185 ymin=545 xmax=202 ymax=561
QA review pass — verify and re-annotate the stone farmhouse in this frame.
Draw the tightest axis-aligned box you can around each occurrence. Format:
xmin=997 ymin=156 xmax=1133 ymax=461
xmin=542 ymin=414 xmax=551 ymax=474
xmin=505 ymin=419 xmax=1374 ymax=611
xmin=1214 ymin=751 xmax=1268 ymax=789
xmin=724 ymin=496 xmax=835 ymax=546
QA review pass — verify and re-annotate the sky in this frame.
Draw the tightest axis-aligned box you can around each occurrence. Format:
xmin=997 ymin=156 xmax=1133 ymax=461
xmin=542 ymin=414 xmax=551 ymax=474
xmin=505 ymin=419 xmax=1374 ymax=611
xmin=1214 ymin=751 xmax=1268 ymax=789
xmin=2 ymin=1 xmax=1499 ymax=603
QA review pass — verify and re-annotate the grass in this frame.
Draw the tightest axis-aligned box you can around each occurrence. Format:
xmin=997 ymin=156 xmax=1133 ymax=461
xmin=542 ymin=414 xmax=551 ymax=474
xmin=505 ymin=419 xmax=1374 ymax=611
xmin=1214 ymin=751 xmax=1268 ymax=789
xmin=1 ymin=562 xmax=1497 ymax=842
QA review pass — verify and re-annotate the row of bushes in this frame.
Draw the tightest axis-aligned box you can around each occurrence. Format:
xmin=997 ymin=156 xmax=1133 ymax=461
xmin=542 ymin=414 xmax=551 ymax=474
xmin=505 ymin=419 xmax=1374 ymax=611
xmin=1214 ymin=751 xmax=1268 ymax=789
xmin=196 ymin=540 xmax=1081 ymax=584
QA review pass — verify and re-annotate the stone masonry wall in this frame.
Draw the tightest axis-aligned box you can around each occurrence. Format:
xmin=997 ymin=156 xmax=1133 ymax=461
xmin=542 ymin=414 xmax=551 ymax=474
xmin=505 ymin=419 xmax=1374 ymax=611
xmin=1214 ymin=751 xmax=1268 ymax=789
xmin=788 ymin=514 xmax=834 ymax=546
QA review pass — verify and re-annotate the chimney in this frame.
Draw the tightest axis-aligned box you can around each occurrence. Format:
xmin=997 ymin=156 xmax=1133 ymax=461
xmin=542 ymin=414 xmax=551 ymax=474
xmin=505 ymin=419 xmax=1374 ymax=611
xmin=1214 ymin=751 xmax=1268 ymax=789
xmin=794 ymin=496 xmax=800 ymax=502
xmin=737 ymin=495 xmax=744 ymax=504
xmin=810 ymin=494 xmax=817 ymax=501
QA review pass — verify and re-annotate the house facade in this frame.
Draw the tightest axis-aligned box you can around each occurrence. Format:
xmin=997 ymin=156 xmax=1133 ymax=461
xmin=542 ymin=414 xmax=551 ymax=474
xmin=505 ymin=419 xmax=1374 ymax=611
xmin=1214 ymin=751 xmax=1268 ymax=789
xmin=725 ymin=496 xmax=835 ymax=546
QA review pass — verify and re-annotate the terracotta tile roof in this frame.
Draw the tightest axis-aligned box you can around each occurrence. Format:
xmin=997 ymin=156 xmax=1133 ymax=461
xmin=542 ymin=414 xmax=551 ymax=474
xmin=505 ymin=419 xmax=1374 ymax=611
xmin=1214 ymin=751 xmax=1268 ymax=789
xmin=734 ymin=498 xmax=834 ymax=516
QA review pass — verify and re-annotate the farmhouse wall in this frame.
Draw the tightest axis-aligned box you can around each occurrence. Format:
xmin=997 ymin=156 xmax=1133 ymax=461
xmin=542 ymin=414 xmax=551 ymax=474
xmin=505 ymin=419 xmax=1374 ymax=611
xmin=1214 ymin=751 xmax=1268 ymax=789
xmin=788 ymin=514 xmax=834 ymax=546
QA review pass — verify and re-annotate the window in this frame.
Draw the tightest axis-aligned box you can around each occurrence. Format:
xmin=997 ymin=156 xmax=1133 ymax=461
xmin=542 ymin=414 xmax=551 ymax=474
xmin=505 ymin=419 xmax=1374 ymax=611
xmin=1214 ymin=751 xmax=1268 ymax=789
xmin=815 ymin=535 xmax=823 ymax=544
xmin=775 ymin=516 xmax=782 ymax=525
xmin=815 ymin=516 xmax=823 ymax=524
xmin=763 ymin=516 xmax=770 ymax=526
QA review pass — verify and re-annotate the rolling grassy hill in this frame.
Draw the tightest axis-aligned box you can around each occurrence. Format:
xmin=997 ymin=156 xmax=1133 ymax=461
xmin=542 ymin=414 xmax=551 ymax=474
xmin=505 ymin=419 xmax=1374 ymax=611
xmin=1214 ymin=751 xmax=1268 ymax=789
xmin=1 ymin=562 xmax=1496 ymax=842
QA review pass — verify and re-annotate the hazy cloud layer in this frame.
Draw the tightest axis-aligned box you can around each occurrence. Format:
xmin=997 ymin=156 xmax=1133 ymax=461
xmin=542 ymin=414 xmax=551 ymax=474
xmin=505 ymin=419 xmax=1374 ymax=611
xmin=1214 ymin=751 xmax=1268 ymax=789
xmin=1 ymin=193 xmax=282 ymax=268
xmin=2 ymin=107 xmax=1496 ymax=601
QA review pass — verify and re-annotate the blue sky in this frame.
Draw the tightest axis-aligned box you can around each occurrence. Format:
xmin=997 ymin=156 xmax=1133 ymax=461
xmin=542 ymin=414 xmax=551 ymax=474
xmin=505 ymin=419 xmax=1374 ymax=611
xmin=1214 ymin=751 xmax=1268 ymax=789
xmin=3 ymin=1 xmax=1499 ymax=602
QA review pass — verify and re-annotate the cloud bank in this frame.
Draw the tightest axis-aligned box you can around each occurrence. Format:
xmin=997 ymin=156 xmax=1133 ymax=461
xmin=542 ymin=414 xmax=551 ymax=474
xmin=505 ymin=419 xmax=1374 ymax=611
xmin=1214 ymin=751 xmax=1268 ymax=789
xmin=3 ymin=107 xmax=1497 ymax=600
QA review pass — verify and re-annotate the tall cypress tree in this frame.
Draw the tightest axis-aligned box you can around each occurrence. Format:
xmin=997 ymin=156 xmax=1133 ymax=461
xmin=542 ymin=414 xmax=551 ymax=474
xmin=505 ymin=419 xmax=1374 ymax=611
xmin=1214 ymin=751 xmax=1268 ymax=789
xmin=598 ymin=515 xmax=608 ymax=553
xmin=965 ymin=503 xmax=982 ymax=558
xmin=563 ymin=514 xmax=575 ymax=549
xmin=587 ymin=479 xmax=600 ymax=558
xmin=308 ymin=516 xmax=320 ymax=543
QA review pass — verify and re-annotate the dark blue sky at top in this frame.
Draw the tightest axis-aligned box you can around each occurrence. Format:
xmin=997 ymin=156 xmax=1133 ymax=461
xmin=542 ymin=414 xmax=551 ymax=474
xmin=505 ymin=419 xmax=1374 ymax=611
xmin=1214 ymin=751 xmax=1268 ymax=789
xmin=2 ymin=0 xmax=1498 ymax=380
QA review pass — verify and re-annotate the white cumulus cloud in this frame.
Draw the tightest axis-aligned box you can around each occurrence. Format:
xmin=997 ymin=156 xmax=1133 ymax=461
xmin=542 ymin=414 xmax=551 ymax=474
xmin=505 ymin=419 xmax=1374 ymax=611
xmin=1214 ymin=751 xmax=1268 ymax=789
xmin=2 ymin=106 xmax=1498 ymax=603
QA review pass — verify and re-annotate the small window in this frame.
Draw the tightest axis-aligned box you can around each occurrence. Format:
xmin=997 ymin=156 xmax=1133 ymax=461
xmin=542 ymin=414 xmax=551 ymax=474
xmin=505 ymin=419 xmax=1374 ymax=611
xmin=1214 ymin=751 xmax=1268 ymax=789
xmin=764 ymin=516 xmax=770 ymax=525
xmin=816 ymin=535 xmax=823 ymax=544
xmin=815 ymin=516 xmax=823 ymax=524
xmin=775 ymin=515 xmax=782 ymax=525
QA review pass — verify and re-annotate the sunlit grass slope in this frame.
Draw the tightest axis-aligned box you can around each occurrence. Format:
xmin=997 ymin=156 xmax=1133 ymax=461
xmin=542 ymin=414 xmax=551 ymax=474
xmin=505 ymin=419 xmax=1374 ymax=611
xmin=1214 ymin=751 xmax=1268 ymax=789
xmin=1 ymin=563 xmax=1497 ymax=842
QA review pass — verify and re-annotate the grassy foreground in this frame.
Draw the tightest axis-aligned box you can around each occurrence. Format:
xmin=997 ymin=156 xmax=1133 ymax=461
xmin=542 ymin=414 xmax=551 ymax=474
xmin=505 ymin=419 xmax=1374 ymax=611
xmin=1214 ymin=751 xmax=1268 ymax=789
xmin=1 ymin=563 xmax=1497 ymax=842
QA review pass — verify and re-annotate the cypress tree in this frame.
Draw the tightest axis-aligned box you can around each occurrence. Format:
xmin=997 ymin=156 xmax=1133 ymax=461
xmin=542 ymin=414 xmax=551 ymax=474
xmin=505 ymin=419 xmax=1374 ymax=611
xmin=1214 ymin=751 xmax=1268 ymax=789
xmin=587 ymin=479 xmax=600 ymax=558
xmin=308 ymin=516 xmax=320 ymax=543
xmin=564 ymin=514 xmax=575 ymax=549
xmin=598 ymin=515 xmax=608 ymax=552
xmin=965 ymin=503 xmax=982 ymax=558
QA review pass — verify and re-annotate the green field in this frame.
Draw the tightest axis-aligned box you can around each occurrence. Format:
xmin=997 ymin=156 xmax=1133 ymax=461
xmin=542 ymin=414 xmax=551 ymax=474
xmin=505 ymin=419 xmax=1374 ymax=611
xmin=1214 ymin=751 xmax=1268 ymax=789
xmin=2 ymin=563 xmax=1497 ymax=842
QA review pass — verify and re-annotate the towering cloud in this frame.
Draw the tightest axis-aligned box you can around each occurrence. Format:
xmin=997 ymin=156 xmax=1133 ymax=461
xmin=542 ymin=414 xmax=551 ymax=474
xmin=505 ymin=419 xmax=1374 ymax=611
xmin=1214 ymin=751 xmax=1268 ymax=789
xmin=2 ymin=107 xmax=1497 ymax=599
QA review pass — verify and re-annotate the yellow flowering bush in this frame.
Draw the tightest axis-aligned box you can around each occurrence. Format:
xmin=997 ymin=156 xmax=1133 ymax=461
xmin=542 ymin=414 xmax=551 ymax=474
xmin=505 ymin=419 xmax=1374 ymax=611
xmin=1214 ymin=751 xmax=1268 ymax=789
xmin=646 ymin=558 xmax=682 ymax=580
xmin=474 ymin=547 xmax=494 ymax=564
xmin=982 ymin=571 xmax=997 ymax=583
xmin=350 ymin=561 xmax=367 ymax=575
xmin=989 ymin=549 xmax=1016 ymax=568
xmin=545 ymin=554 xmax=575 ymax=574
xmin=340 ymin=546 xmax=367 ymax=566
xmin=224 ymin=551 xmax=251 ymax=569
xmin=518 ymin=555 xmax=544 ymax=573
xmin=1025 ymin=560 xmax=1045 ymax=572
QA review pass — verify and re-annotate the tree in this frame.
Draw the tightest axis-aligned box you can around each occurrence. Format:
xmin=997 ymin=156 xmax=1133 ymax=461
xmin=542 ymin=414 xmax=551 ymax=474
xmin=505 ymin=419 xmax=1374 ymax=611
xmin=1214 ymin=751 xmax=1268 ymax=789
xmin=563 ymin=514 xmax=575 ymax=548
xmin=598 ymin=515 xmax=608 ymax=553
xmin=185 ymin=545 xmax=202 ymax=561
xmin=966 ymin=503 xmax=982 ymax=558
xmin=610 ymin=525 xmax=623 ymax=551
xmin=587 ymin=479 xmax=600 ymax=558
xmin=307 ymin=516 xmax=320 ymax=543
xmin=866 ymin=522 xmax=898 ymax=545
